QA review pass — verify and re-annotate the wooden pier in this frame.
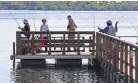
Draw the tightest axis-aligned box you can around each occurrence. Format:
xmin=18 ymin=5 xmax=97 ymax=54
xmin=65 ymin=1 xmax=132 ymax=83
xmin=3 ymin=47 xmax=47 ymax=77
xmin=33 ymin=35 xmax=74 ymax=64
xmin=10 ymin=31 xmax=138 ymax=83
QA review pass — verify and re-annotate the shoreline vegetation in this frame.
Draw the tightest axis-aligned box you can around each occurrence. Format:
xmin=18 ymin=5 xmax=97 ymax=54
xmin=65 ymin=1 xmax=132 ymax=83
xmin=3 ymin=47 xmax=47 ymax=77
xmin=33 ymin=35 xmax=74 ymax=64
xmin=0 ymin=1 xmax=138 ymax=11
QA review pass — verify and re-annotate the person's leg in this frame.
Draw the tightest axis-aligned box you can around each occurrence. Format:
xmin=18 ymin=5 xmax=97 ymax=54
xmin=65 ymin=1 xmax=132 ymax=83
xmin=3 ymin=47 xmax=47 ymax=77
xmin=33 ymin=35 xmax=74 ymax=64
xmin=43 ymin=37 xmax=47 ymax=52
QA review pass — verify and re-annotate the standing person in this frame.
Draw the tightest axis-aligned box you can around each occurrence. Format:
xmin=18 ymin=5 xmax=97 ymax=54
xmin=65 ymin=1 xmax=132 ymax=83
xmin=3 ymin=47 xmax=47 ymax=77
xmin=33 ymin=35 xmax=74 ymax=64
xmin=40 ymin=18 xmax=49 ymax=52
xmin=67 ymin=15 xmax=77 ymax=51
xmin=98 ymin=20 xmax=118 ymax=36
xmin=18 ymin=19 xmax=30 ymax=39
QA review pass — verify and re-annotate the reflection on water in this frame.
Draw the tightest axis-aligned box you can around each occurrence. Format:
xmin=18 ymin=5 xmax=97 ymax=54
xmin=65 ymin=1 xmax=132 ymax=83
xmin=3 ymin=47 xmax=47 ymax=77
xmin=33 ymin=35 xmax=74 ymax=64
xmin=10 ymin=64 xmax=108 ymax=83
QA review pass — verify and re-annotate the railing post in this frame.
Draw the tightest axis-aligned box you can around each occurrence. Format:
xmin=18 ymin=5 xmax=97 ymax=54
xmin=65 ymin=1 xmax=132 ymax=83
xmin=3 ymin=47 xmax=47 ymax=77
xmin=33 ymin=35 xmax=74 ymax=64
xmin=62 ymin=32 xmax=65 ymax=55
xmin=77 ymin=32 xmax=80 ymax=55
xmin=31 ymin=32 xmax=35 ymax=54
xmin=135 ymin=48 xmax=138 ymax=83
xmin=114 ymin=40 xmax=120 ymax=82
xmin=82 ymin=37 xmax=85 ymax=52
xmin=120 ymin=43 xmax=124 ymax=74
xmin=96 ymin=33 xmax=100 ymax=60
xmin=13 ymin=42 xmax=15 ymax=68
xmin=48 ymin=32 xmax=51 ymax=55
xmin=129 ymin=46 xmax=134 ymax=83
xmin=93 ymin=33 xmax=95 ymax=55
xmin=16 ymin=31 xmax=21 ymax=55
xmin=124 ymin=44 xmax=128 ymax=82
xmin=113 ymin=40 xmax=119 ymax=82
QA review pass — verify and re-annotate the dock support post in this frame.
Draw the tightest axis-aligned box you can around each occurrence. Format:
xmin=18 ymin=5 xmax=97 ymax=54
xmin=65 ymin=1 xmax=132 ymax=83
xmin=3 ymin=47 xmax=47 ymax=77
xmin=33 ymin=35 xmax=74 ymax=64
xmin=13 ymin=42 xmax=16 ymax=69
xmin=88 ymin=59 xmax=94 ymax=68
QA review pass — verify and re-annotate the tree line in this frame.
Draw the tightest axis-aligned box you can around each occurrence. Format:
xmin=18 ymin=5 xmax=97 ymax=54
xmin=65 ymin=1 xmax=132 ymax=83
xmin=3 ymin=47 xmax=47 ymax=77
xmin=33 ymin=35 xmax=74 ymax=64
xmin=0 ymin=1 xmax=138 ymax=11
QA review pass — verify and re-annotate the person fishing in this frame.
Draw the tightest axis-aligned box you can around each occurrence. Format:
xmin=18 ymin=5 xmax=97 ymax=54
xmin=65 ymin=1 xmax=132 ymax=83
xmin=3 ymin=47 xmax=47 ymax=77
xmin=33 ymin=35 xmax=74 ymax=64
xmin=67 ymin=15 xmax=77 ymax=51
xmin=40 ymin=18 xmax=49 ymax=52
xmin=18 ymin=19 xmax=30 ymax=39
xmin=98 ymin=20 xmax=118 ymax=36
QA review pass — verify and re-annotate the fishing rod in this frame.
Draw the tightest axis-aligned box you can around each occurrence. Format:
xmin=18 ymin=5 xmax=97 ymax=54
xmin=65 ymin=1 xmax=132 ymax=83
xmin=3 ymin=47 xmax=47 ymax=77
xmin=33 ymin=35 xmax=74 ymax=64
xmin=117 ymin=16 xmax=123 ymax=22
xmin=97 ymin=16 xmax=123 ymax=32
xmin=45 ymin=10 xmax=48 ymax=24
xmin=8 ymin=10 xmax=21 ymax=27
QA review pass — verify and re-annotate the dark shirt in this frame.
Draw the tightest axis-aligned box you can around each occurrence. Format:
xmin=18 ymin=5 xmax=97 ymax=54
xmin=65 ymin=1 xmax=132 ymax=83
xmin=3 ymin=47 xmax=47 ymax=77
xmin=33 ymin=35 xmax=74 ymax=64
xmin=24 ymin=24 xmax=30 ymax=31
xmin=23 ymin=23 xmax=30 ymax=39
xmin=99 ymin=22 xmax=118 ymax=34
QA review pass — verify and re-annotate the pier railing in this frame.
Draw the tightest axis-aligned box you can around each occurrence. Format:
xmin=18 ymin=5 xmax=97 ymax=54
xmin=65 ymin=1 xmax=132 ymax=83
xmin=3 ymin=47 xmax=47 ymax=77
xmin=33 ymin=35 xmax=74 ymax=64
xmin=16 ymin=31 xmax=95 ymax=55
xmin=96 ymin=32 xmax=138 ymax=83
xmin=118 ymin=36 xmax=138 ymax=44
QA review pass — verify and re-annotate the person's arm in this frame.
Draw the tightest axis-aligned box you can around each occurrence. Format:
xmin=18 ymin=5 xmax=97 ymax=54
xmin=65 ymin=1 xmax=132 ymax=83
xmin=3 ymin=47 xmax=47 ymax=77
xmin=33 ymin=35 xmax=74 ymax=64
xmin=98 ymin=27 xmax=104 ymax=33
xmin=115 ymin=21 xmax=118 ymax=32
xmin=28 ymin=24 xmax=30 ymax=31
xmin=73 ymin=20 xmax=77 ymax=28
xmin=67 ymin=20 xmax=71 ymax=30
xmin=40 ymin=25 xmax=42 ymax=32
xmin=103 ymin=27 xmax=109 ymax=33
xmin=47 ymin=25 xmax=49 ymax=31
xmin=18 ymin=27 xmax=24 ymax=31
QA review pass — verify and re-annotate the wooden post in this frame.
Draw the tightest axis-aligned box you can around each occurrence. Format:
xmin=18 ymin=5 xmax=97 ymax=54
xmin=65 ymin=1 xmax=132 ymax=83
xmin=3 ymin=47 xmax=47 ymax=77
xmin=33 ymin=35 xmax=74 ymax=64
xmin=31 ymin=32 xmax=35 ymax=54
xmin=13 ymin=42 xmax=15 ymax=68
xmin=16 ymin=31 xmax=21 ymax=55
xmin=93 ymin=33 xmax=95 ymax=55
xmin=54 ymin=37 xmax=56 ymax=51
xmin=114 ymin=40 xmax=119 ymax=82
xmin=124 ymin=44 xmax=128 ymax=82
xmin=62 ymin=32 xmax=65 ymax=55
xmin=89 ymin=36 xmax=91 ymax=52
xmin=96 ymin=33 xmax=100 ymax=60
xmin=82 ymin=37 xmax=85 ymax=52
xmin=48 ymin=32 xmax=51 ymax=55
xmin=103 ymin=36 xmax=107 ymax=69
xmin=135 ymin=48 xmax=138 ymax=83
xmin=118 ymin=43 xmax=124 ymax=83
xmin=129 ymin=46 xmax=134 ymax=83
xmin=77 ymin=32 xmax=80 ymax=55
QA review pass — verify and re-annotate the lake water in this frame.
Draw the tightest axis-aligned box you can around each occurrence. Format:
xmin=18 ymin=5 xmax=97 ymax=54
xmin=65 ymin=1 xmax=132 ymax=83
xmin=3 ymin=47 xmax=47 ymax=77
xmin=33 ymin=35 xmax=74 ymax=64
xmin=0 ymin=10 xmax=138 ymax=83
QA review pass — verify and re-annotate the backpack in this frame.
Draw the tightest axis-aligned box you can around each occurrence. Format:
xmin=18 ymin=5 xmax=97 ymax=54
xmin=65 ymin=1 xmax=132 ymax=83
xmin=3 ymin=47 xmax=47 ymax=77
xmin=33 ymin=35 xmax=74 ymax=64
xmin=107 ymin=26 xmax=116 ymax=36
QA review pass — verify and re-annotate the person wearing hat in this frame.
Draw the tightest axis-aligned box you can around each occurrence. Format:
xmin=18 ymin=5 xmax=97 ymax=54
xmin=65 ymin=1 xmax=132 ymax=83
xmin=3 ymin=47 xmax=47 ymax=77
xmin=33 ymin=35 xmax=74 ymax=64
xmin=40 ymin=18 xmax=49 ymax=52
xmin=18 ymin=19 xmax=30 ymax=39
xmin=98 ymin=20 xmax=118 ymax=36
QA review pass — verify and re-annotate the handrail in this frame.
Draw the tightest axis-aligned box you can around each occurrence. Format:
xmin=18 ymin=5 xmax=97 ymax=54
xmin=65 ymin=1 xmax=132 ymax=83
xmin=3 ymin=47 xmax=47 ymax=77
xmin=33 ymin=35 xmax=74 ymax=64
xmin=97 ymin=32 xmax=138 ymax=48
xmin=118 ymin=36 xmax=138 ymax=37
xmin=16 ymin=31 xmax=95 ymax=55
xmin=96 ymin=32 xmax=138 ymax=83
xmin=17 ymin=31 xmax=95 ymax=34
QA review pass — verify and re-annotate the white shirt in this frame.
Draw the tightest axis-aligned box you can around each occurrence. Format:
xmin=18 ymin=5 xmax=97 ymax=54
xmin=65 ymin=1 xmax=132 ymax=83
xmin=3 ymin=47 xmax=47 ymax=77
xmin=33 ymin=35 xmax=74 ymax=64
xmin=40 ymin=24 xmax=49 ymax=37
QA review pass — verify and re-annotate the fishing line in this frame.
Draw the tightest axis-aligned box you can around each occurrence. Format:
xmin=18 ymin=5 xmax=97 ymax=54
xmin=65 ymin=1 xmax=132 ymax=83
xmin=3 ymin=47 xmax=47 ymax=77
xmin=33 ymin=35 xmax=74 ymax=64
xmin=124 ymin=17 xmax=138 ymax=35
xmin=93 ymin=10 xmax=96 ymax=32
xmin=8 ymin=10 xmax=21 ymax=27
xmin=45 ymin=10 xmax=48 ymax=24
xmin=129 ymin=21 xmax=138 ymax=35
xmin=32 ymin=11 xmax=36 ymax=31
